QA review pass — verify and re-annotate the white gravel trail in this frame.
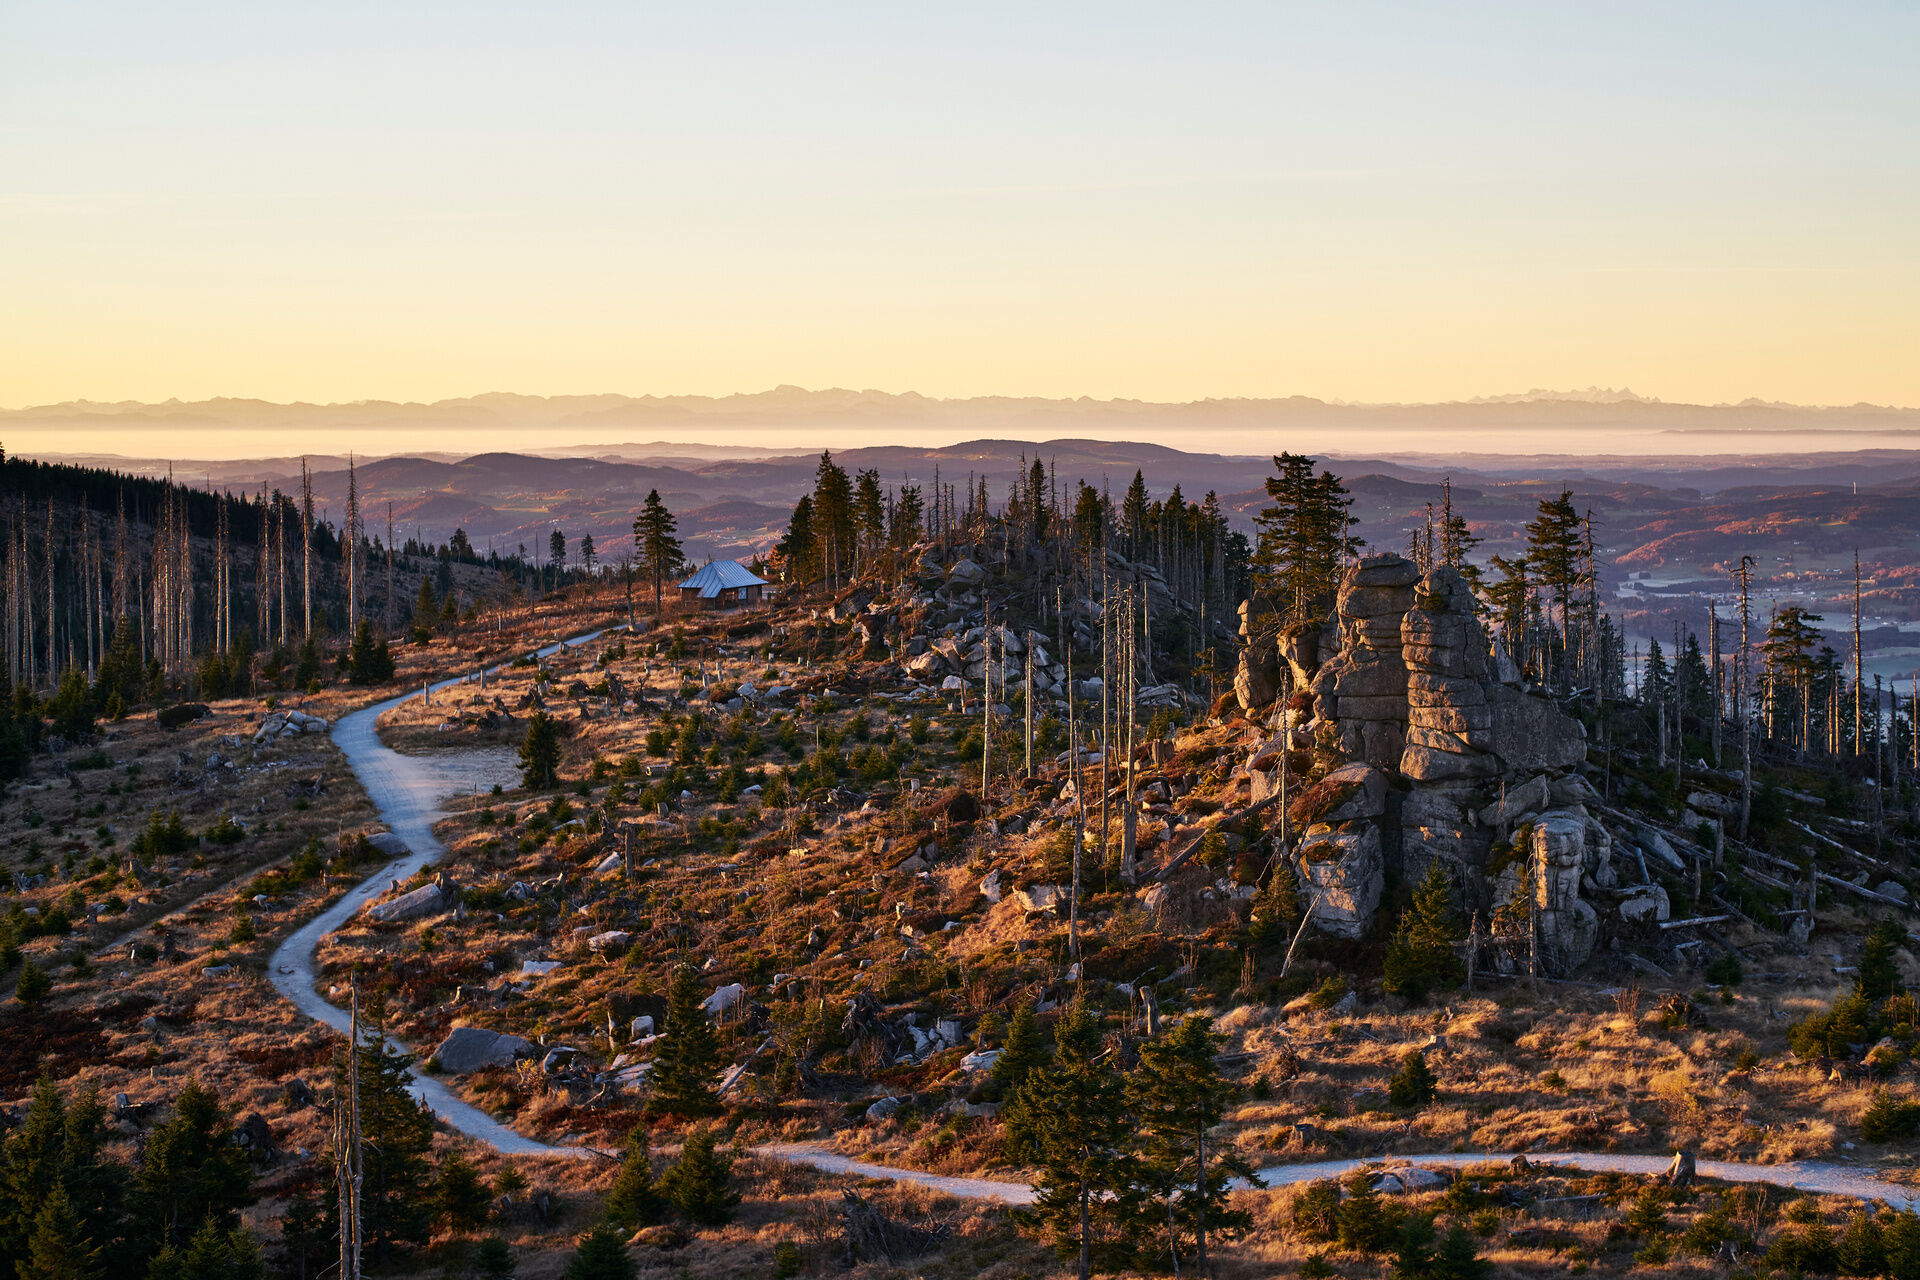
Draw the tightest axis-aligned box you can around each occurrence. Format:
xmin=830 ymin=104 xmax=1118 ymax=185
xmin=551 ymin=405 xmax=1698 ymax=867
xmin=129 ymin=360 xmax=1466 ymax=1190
xmin=267 ymin=630 xmax=616 ymax=1158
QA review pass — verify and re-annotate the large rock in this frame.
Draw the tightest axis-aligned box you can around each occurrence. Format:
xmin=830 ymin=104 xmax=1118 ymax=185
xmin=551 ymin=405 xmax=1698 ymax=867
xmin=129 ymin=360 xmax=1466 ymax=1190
xmin=1297 ymin=826 xmax=1383 ymax=938
xmin=1531 ymin=811 xmax=1599 ymax=973
xmin=1479 ymin=774 xmax=1552 ymax=827
xmin=366 ymin=832 xmax=411 ymax=858
xmin=905 ymin=650 xmax=949 ymax=678
xmin=363 ymin=881 xmax=447 ymax=923
xmin=1298 ymin=762 xmax=1389 ymax=823
xmin=1401 ymin=743 xmax=1499 ymax=782
xmin=1486 ymin=686 xmax=1587 ymax=772
xmin=1350 ymin=554 xmax=1421 ymax=589
xmin=1234 ymin=640 xmax=1283 ymax=711
xmin=432 ymin=1026 xmax=536 ymax=1074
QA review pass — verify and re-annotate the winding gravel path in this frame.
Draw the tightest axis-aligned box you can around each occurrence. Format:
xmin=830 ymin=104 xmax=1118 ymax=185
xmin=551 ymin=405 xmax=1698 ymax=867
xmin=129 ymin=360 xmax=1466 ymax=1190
xmin=263 ymin=626 xmax=1920 ymax=1209
xmin=754 ymin=1146 xmax=1916 ymax=1212
xmin=267 ymin=630 xmax=616 ymax=1158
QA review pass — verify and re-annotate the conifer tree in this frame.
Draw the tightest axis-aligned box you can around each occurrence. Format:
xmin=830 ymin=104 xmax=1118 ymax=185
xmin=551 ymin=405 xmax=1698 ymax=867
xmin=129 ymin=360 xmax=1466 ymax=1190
xmin=520 ymin=710 xmax=561 ymax=789
xmin=326 ymin=996 xmax=436 ymax=1264
xmin=18 ymin=1187 xmax=96 ymax=1280
xmin=434 ymin=1153 xmax=493 ymax=1235
xmin=988 ymin=1000 xmax=1047 ymax=1099
xmin=631 ymin=492 xmax=685 ymax=613
xmin=1335 ymin=1168 xmax=1393 ymax=1252
xmin=560 ymin=1225 xmax=633 ymax=1280
xmin=1387 ymin=1049 xmax=1438 ymax=1108
xmin=775 ymin=494 xmax=817 ymax=584
xmin=1524 ymin=489 xmax=1585 ymax=678
xmin=137 ymin=1079 xmax=255 ymax=1249
xmin=1252 ymin=857 xmax=1303 ymax=949
xmin=1127 ymin=1015 xmax=1259 ymax=1273
xmin=1002 ymin=1000 xmax=1139 ymax=1280
xmin=604 ymin=1126 xmax=664 ymax=1229
xmin=810 ymin=453 xmax=855 ymax=588
xmin=658 ymin=1128 xmax=739 ymax=1227
xmin=346 ymin=620 xmax=393 ymax=685
xmin=1252 ymin=453 xmax=1357 ymax=624
xmin=1120 ymin=471 xmax=1151 ymax=561
xmin=472 ymin=1237 xmax=516 ymax=1280
xmin=1382 ymin=863 xmax=1465 ymax=1002
xmin=648 ymin=966 xmax=721 ymax=1117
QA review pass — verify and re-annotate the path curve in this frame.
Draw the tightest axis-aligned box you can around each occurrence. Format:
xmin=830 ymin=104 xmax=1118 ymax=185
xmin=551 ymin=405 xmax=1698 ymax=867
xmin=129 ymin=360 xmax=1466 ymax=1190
xmin=265 ymin=626 xmax=1919 ymax=1209
xmin=756 ymin=1145 xmax=1918 ymax=1212
xmin=268 ymin=630 xmax=618 ymax=1158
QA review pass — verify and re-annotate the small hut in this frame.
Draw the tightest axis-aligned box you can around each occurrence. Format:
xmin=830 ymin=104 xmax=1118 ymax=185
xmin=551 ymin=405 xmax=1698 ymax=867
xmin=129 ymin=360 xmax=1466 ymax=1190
xmin=676 ymin=560 xmax=770 ymax=608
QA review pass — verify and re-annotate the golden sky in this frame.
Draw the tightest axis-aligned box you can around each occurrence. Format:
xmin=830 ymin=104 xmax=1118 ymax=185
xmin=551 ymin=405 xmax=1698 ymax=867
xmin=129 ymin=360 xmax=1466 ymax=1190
xmin=4 ymin=2 xmax=1917 ymax=410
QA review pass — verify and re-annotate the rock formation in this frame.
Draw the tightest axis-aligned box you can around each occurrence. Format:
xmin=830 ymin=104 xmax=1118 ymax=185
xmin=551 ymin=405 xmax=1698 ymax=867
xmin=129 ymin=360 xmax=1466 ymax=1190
xmin=1240 ymin=553 xmax=1605 ymax=972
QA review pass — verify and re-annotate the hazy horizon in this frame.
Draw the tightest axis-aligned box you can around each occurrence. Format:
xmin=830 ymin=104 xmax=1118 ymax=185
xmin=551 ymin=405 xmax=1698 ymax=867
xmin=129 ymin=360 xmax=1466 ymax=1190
xmin=6 ymin=384 xmax=1920 ymax=463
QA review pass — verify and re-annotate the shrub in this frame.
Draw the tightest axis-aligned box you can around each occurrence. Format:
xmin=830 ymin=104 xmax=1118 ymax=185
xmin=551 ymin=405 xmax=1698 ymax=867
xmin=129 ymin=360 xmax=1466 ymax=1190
xmin=1388 ymin=1050 xmax=1438 ymax=1108
xmin=1861 ymin=1090 xmax=1920 ymax=1143
xmin=156 ymin=703 xmax=211 ymax=730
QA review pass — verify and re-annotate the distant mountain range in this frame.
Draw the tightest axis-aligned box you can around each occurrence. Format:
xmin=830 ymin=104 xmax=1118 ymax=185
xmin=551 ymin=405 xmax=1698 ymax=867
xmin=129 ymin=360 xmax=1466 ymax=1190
xmin=8 ymin=386 xmax=1920 ymax=438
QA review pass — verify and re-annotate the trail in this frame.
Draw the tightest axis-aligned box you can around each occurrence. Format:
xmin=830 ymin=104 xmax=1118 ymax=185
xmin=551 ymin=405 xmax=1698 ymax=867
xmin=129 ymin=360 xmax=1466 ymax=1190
xmin=266 ymin=625 xmax=1920 ymax=1209
xmin=267 ymin=629 xmax=617 ymax=1159
xmin=754 ymin=1145 xmax=1919 ymax=1212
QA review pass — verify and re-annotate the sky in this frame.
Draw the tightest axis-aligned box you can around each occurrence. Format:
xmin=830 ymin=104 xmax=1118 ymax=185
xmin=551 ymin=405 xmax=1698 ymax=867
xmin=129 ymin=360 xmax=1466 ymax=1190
xmin=3 ymin=1 xmax=1918 ymax=410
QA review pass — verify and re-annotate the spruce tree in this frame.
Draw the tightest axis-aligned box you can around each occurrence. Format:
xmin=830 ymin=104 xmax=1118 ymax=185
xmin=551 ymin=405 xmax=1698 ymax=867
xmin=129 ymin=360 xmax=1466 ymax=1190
xmin=988 ymin=1000 xmax=1047 ymax=1099
xmin=809 ymin=454 xmax=855 ymax=588
xmin=18 ymin=1187 xmax=96 ymax=1280
xmin=14 ymin=959 xmax=51 ymax=1007
xmin=658 ymin=1128 xmax=739 ymax=1228
xmin=137 ymin=1079 xmax=255 ymax=1249
xmin=520 ymin=710 xmax=561 ymax=789
xmin=332 ymin=996 xmax=436 ymax=1264
xmin=1127 ymin=1015 xmax=1259 ymax=1273
xmin=632 ymin=491 xmax=686 ymax=613
xmin=472 ymin=1237 xmax=516 ymax=1280
xmin=434 ymin=1153 xmax=494 ymax=1235
xmin=1387 ymin=1049 xmax=1438 ymax=1108
xmin=775 ymin=495 xmax=818 ymax=584
xmin=1383 ymin=863 xmax=1465 ymax=1002
xmin=346 ymin=621 xmax=393 ymax=685
xmin=1252 ymin=858 xmax=1303 ymax=949
xmin=561 ymin=1224 xmax=634 ymax=1280
xmin=1335 ymin=1169 xmax=1393 ymax=1253
xmin=1002 ymin=999 xmax=1139 ymax=1280
xmin=648 ymin=966 xmax=721 ymax=1117
xmin=604 ymin=1126 xmax=664 ymax=1229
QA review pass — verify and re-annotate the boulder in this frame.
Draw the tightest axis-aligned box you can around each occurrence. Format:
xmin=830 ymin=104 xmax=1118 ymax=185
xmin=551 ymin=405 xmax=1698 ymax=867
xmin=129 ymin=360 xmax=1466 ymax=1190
xmin=363 ymin=881 xmax=446 ymax=923
xmin=1619 ymin=886 xmax=1671 ymax=924
xmin=1479 ymin=775 xmax=1552 ymax=827
xmin=701 ymin=983 xmax=747 ymax=1015
xmin=586 ymin=930 xmax=631 ymax=953
xmin=905 ymin=650 xmax=949 ymax=678
xmin=432 ymin=1026 xmax=536 ymax=1074
xmin=1297 ymin=827 xmax=1383 ymax=938
xmin=1234 ymin=641 xmax=1283 ymax=711
xmin=1400 ymin=743 xmax=1499 ymax=782
xmin=865 ymin=1096 xmax=902 ymax=1122
xmin=1014 ymin=884 xmax=1068 ymax=914
xmin=628 ymin=1015 xmax=656 ymax=1039
xmin=366 ymin=832 xmax=411 ymax=858
xmin=1350 ymin=554 xmax=1421 ymax=588
xmin=947 ymin=559 xmax=987 ymax=585
xmin=1531 ymin=811 xmax=1600 ymax=972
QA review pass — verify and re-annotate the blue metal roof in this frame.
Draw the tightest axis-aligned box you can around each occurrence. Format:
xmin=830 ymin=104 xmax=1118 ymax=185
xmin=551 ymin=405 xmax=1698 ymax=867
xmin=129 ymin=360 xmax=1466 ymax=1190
xmin=677 ymin=559 xmax=771 ymax=598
